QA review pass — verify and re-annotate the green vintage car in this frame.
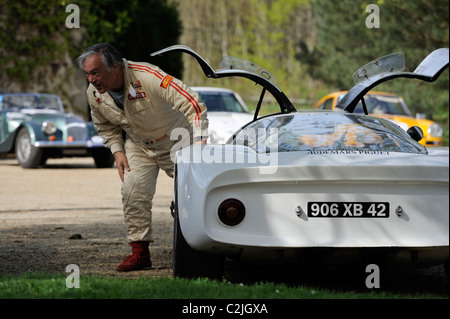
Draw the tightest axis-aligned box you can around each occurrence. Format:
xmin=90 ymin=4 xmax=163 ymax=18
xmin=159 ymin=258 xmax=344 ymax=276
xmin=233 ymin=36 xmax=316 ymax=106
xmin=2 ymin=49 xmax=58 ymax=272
xmin=0 ymin=93 xmax=115 ymax=168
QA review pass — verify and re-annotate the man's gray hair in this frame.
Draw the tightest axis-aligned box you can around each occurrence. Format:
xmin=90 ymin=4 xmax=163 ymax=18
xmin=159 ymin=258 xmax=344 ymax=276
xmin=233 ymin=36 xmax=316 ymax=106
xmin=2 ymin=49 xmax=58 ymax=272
xmin=77 ymin=43 xmax=124 ymax=70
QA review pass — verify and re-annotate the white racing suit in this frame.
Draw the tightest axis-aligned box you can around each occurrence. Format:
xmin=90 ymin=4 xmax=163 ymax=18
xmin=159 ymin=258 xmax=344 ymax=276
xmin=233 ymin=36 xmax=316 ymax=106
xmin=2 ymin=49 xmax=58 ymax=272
xmin=88 ymin=59 xmax=208 ymax=242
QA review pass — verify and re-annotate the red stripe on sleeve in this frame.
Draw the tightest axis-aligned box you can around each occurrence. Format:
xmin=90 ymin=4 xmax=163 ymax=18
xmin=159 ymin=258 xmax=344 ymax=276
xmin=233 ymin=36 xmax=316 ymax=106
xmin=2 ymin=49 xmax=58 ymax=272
xmin=170 ymin=82 xmax=202 ymax=126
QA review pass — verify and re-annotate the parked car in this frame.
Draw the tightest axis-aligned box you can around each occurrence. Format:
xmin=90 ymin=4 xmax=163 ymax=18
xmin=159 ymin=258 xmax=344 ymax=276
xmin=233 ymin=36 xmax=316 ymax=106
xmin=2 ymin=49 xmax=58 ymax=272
xmin=152 ymin=45 xmax=448 ymax=280
xmin=191 ymin=87 xmax=253 ymax=144
xmin=315 ymin=90 xmax=443 ymax=147
xmin=0 ymin=93 xmax=115 ymax=168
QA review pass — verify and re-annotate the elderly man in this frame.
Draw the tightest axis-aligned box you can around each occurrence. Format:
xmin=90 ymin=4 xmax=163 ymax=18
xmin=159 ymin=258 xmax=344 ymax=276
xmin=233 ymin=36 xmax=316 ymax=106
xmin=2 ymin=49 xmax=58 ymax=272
xmin=77 ymin=43 xmax=208 ymax=271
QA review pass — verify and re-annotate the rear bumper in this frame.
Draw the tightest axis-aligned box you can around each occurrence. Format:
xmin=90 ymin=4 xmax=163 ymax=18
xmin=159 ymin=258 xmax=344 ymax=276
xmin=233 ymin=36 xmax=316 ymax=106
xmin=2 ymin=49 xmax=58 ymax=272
xmin=226 ymin=246 xmax=449 ymax=268
xmin=200 ymin=178 xmax=448 ymax=248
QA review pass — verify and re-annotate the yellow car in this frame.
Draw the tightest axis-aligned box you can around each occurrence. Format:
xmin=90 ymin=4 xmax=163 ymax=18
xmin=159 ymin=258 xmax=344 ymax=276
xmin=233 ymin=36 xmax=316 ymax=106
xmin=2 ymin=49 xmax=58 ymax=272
xmin=315 ymin=91 xmax=443 ymax=147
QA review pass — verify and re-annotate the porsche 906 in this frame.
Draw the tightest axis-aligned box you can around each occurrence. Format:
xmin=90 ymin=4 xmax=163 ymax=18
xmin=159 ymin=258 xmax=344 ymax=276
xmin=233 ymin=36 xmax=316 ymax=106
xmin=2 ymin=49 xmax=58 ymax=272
xmin=152 ymin=46 xmax=449 ymax=280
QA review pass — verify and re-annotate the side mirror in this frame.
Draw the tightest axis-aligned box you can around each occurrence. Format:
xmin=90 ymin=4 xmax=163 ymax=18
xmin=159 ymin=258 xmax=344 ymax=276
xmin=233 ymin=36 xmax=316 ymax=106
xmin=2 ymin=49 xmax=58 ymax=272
xmin=407 ymin=126 xmax=423 ymax=142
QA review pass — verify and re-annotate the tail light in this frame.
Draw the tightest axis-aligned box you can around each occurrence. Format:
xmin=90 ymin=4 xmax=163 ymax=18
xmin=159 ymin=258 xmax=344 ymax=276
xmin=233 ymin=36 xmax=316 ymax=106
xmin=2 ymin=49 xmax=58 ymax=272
xmin=218 ymin=199 xmax=245 ymax=226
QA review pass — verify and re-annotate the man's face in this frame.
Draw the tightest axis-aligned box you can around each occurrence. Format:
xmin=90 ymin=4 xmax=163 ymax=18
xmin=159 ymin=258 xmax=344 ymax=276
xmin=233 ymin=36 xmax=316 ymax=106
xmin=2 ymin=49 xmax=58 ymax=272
xmin=83 ymin=54 xmax=123 ymax=94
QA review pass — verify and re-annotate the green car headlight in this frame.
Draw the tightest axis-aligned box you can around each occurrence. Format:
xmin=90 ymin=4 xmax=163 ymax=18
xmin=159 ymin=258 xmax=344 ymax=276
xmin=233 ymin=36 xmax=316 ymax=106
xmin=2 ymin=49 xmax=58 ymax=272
xmin=428 ymin=123 xmax=443 ymax=138
xmin=42 ymin=121 xmax=57 ymax=135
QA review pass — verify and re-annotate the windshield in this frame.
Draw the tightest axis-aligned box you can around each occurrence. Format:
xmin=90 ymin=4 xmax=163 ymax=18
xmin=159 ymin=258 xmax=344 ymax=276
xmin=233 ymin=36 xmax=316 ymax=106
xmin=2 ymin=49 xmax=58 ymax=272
xmin=338 ymin=93 xmax=412 ymax=116
xmin=0 ymin=94 xmax=62 ymax=112
xmin=346 ymin=94 xmax=412 ymax=116
xmin=233 ymin=112 xmax=426 ymax=155
xmin=197 ymin=91 xmax=249 ymax=113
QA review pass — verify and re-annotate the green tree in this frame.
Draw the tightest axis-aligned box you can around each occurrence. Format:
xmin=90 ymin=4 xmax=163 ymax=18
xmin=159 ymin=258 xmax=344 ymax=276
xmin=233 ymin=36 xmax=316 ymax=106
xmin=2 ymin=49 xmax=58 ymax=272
xmin=82 ymin=0 xmax=182 ymax=77
xmin=305 ymin=0 xmax=449 ymax=89
xmin=176 ymin=0 xmax=313 ymax=101
xmin=0 ymin=0 xmax=69 ymax=81
xmin=305 ymin=0 xmax=449 ymax=144
xmin=0 ymin=0 xmax=182 ymax=81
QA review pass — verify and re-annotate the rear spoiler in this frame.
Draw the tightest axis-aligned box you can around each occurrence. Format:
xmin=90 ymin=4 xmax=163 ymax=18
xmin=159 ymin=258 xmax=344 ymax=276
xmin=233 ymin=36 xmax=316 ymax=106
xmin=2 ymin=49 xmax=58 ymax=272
xmin=150 ymin=45 xmax=296 ymax=115
xmin=336 ymin=48 xmax=449 ymax=113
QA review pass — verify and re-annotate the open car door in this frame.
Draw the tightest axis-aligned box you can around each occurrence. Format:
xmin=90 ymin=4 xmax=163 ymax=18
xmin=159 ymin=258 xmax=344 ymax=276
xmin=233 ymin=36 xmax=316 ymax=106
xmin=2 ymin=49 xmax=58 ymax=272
xmin=337 ymin=48 xmax=449 ymax=114
xmin=151 ymin=45 xmax=296 ymax=120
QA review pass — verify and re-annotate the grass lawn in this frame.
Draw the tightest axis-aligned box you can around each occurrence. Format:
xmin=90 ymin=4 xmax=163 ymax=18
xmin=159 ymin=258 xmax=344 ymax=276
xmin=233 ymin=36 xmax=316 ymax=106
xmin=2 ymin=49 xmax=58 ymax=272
xmin=0 ymin=272 xmax=445 ymax=299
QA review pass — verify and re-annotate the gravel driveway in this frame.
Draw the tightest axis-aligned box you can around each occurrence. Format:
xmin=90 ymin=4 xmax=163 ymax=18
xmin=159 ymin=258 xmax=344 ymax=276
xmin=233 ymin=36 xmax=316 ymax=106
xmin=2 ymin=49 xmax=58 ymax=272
xmin=0 ymin=157 xmax=173 ymax=279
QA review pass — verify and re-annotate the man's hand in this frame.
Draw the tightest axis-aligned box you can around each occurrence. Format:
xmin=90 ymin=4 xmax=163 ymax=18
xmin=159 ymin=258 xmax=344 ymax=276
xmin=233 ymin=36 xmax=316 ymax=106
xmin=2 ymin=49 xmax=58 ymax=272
xmin=114 ymin=151 xmax=130 ymax=182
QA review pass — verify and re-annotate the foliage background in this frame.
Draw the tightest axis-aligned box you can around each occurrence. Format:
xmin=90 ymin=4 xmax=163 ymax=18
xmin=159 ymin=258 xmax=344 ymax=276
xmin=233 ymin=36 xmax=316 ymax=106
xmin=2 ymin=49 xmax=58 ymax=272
xmin=0 ymin=0 xmax=448 ymax=144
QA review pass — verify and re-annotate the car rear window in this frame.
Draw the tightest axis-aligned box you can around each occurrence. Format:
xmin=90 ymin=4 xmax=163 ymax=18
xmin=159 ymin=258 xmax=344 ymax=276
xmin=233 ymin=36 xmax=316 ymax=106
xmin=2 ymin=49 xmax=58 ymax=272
xmin=197 ymin=91 xmax=248 ymax=113
xmin=233 ymin=112 xmax=427 ymax=155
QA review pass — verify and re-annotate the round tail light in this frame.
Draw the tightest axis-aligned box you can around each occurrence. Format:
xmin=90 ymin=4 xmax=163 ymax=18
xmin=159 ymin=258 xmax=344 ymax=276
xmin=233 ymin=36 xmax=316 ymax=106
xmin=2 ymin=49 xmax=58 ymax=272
xmin=218 ymin=199 xmax=245 ymax=226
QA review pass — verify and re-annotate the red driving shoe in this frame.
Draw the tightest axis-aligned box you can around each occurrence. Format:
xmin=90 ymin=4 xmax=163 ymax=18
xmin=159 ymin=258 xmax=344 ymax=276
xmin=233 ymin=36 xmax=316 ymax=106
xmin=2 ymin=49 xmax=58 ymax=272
xmin=116 ymin=241 xmax=152 ymax=272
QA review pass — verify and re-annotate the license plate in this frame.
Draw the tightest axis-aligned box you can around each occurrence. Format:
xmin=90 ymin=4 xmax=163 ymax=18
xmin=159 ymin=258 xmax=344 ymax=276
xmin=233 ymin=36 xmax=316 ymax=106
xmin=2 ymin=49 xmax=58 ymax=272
xmin=307 ymin=202 xmax=389 ymax=218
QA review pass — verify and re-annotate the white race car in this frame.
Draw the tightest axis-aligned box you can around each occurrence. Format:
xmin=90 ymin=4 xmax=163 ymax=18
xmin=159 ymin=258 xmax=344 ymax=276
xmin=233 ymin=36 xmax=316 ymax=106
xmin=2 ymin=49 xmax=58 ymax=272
xmin=191 ymin=87 xmax=253 ymax=144
xmin=152 ymin=46 xmax=449 ymax=280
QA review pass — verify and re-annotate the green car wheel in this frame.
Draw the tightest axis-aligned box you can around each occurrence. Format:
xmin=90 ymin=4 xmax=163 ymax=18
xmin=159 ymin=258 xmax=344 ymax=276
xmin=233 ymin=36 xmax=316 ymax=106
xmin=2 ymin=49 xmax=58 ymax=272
xmin=15 ymin=127 xmax=43 ymax=168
